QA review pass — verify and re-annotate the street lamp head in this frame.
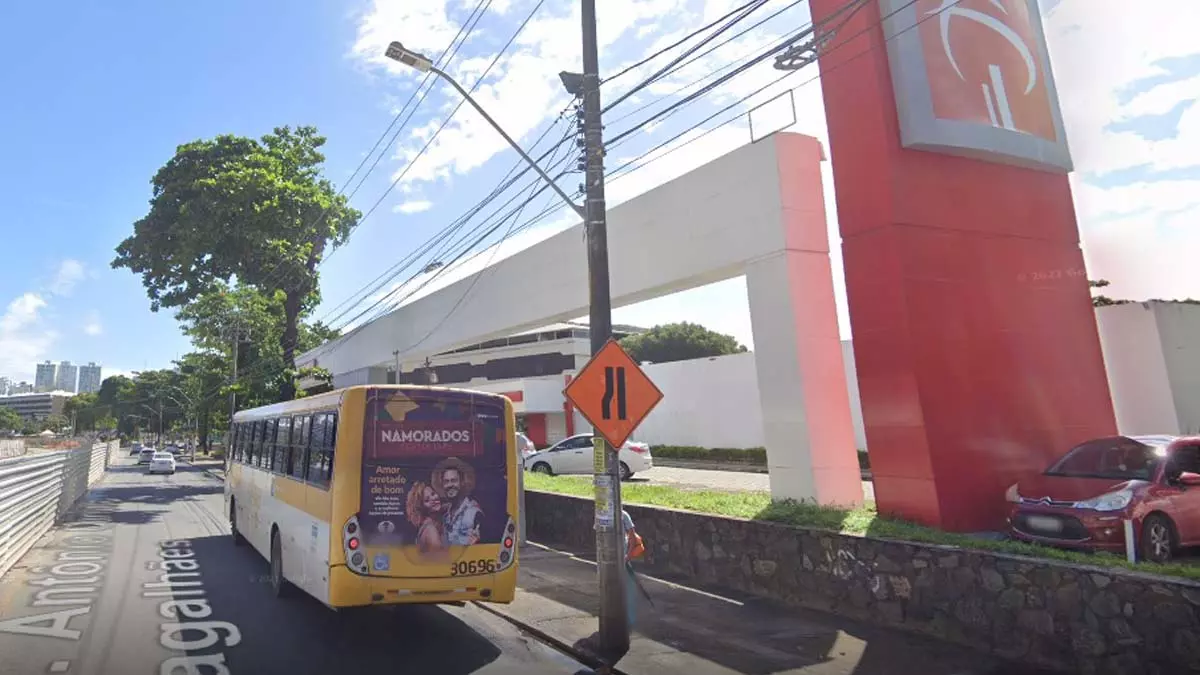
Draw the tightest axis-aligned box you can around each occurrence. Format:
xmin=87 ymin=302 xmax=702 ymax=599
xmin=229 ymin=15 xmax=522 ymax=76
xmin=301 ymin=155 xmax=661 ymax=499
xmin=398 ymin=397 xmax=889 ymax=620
xmin=559 ymin=71 xmax=585 ymax=97
xmin=385 ymin=41 xmax=433 ymax=73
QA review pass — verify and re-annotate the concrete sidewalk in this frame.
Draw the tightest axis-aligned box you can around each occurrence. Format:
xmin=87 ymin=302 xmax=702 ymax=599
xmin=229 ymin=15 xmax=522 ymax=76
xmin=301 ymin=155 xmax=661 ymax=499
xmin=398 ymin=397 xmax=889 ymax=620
xmin=180 ymin=455 xmax=225 ymax=480
xmin=484 ymin=543 xmax=1049 ymax=675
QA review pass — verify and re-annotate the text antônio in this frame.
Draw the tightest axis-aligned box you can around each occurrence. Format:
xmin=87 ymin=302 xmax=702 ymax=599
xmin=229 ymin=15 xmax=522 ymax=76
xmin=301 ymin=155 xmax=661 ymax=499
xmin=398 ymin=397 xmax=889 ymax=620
xmin=381 ymin=429 xmax=470 ymax=444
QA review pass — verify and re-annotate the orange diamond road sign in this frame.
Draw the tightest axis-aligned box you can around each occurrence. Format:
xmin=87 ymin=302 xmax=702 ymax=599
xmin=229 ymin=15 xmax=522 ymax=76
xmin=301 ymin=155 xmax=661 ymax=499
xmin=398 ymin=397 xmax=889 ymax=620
xmin=564 ymin=339 xmax=664 ymax=449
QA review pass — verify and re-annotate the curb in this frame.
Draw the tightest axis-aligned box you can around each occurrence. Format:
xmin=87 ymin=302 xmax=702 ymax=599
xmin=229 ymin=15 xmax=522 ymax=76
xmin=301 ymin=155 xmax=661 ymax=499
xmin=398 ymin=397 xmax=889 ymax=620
xmin=471 ymin=601 xmax=627 ymax=675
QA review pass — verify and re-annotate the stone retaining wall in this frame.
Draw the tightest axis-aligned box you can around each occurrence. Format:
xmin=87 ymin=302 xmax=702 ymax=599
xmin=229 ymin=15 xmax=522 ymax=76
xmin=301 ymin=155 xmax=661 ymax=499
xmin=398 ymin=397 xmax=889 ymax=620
xmin=524 ymin=489 xmax=1200 ymax=674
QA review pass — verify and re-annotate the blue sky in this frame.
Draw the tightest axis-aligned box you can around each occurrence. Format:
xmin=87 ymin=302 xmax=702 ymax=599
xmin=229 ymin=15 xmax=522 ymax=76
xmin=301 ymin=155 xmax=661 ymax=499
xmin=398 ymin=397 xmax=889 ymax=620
xmin=1 ymin=0 xmax=1197 ymax=384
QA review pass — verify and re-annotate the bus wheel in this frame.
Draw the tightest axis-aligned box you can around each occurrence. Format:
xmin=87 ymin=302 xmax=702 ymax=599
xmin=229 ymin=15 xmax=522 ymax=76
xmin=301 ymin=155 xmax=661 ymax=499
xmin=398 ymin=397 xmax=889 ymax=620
xmin=270 ymin=530 xmax=293 ymax=598
xmin=230 ymin=500 xmax=244 ymax=546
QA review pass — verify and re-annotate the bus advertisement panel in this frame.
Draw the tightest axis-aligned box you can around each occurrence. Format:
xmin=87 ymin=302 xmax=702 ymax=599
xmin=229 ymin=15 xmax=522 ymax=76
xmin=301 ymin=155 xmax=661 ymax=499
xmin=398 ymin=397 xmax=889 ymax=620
xmin=359 ymin=387 xmax=511 ymax=576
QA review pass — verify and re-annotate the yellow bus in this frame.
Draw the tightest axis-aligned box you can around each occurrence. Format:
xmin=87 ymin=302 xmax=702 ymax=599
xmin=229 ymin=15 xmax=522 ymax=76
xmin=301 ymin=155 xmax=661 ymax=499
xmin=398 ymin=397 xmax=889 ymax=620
xmin=225 ymin=385 xmax=519 ymax=607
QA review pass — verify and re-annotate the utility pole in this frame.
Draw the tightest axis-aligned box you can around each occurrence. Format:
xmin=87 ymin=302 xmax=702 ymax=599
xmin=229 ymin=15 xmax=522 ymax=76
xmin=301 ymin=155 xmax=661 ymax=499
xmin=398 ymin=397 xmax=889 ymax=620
xmin=580 ymin=0 xmax=628 ymax=666
xmin=393 ymin=349 xmax=401 ymax=385
xmin=223 ymin=318 xmax=249 ymax=456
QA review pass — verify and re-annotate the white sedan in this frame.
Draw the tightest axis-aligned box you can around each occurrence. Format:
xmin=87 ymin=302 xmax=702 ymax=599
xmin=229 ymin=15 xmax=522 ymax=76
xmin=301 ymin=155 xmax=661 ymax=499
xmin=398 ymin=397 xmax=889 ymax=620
xmin=524 ymin=433 xmax=652 ymax=480
xmin=147 ymin=452 xmax=177 ymax=475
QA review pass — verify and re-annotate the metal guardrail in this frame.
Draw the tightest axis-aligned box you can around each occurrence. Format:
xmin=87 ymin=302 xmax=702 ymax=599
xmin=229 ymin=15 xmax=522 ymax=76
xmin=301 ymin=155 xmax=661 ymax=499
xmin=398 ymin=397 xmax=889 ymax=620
xmin=0 ymin=441 xmax=114 ymax=579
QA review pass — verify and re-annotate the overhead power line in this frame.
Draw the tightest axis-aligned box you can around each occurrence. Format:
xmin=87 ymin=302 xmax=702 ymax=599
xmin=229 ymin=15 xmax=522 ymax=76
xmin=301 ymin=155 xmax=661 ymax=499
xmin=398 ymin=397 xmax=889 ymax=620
xmin=153 ymin=0 xmax=951 ymax=419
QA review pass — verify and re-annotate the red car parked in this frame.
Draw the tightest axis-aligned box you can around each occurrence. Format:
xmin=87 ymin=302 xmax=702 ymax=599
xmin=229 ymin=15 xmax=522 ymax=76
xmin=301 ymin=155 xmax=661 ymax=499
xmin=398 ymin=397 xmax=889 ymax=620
xmin=1006 ymin=435 xmax=1200 ymax=563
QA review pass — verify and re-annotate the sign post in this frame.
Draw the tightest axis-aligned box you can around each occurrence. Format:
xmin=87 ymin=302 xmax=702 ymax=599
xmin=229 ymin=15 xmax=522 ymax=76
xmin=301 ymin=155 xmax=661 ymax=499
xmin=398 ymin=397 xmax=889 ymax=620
xmin=564 ymin=338 xmax=664 ymax=664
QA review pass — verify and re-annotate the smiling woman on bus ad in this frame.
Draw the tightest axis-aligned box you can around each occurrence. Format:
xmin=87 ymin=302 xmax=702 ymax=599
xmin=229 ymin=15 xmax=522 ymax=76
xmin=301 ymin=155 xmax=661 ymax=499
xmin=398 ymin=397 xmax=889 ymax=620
xmin=405 ymin=480 xmax=449 ymax=560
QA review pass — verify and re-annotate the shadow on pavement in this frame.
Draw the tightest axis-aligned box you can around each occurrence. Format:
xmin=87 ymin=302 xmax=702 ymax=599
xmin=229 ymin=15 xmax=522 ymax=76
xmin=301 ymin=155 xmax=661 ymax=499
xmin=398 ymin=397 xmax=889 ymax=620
xmin=519 ymin=546 xmax=1051 ymax=675
xmin=181 ymin=535 xmax=511 ymax=674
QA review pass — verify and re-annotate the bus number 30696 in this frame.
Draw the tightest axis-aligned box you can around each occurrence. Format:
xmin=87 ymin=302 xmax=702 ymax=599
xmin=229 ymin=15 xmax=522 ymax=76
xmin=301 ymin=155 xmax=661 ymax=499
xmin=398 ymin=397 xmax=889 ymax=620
xmin=451 ymin=559 xmax=497 ymax=576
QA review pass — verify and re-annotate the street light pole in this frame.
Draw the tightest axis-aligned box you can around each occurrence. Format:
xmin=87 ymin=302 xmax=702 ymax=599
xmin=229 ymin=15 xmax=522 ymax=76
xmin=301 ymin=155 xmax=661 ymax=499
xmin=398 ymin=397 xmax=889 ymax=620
xmin=384 ymin=41 xmax=584 ymax=217
xmin=577 ymin=0 xmax=628 ymax=665
xmin=385 ymin=22 xmax=626 ymax=665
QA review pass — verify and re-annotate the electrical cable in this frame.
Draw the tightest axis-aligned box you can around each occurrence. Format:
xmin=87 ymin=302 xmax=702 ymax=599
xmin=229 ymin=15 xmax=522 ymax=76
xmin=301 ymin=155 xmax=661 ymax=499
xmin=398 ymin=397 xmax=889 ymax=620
xmin=136 ymin=0 xmax=947 ymax=419
xmin=601 ymin=0 xmax=768 ymax=85
xmin=602 ymin=0 xmax=770 ymax=114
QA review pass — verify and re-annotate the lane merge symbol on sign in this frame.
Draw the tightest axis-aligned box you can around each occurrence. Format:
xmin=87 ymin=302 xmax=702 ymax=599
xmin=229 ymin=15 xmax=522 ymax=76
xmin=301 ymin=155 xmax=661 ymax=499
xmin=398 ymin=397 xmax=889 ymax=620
xmin=602 ymin=366 xmax=627 ymax=421
xmin=564 ymin=339 xmax=664 ymax=449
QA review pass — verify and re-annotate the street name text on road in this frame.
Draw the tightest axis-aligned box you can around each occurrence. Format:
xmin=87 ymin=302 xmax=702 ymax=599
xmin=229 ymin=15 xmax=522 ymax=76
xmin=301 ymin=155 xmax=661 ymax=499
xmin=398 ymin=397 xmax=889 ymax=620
xmin=564 ymin=339 xmax=663 ymax=449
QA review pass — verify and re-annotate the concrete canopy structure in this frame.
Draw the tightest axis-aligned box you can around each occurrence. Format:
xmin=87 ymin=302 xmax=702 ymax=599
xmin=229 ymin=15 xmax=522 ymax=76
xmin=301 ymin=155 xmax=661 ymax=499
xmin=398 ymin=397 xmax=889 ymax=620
xmin=299 ymin=132 xmax=863 ymax=506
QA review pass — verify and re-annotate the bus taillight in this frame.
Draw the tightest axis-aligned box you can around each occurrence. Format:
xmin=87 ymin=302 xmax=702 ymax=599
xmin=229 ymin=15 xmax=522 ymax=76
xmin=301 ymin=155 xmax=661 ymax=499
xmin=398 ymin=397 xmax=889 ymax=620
xmin=343 ymin=515 xmax=369 ymax=575
xmin=497 ymin=516 xmax=517 ymax=572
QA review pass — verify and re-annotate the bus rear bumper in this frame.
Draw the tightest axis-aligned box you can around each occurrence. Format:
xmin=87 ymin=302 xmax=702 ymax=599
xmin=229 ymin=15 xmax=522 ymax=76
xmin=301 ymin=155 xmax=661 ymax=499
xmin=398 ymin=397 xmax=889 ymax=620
xmin=327 ymin=565 xmax=517 ymax=607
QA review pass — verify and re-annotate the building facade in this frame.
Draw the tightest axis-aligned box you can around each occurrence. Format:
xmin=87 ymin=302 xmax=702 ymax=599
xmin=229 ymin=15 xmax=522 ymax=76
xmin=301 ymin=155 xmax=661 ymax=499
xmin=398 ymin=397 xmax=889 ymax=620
xmin=35 ymin=361 xmax=57 ymax=392
xmin=55 ymin=361 xmax=78 ymax=394
xmin=78 ymin=363 xmax=102 ymax=394
xmin=373 ymin=322 xmax=644 ymax=448
xmin=0 ymin=392 xmax=71 ymax=420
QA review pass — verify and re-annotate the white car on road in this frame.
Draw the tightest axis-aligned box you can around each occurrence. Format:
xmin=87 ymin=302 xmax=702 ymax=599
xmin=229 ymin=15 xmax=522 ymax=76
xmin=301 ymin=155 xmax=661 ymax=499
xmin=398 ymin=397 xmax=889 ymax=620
xmin=524 ymin=433 xmax=652 ymax=480
xmin=137 ymin=447 xmax=156 ymax=465
xmin=147 ymin=451 xmax=176 ymax=475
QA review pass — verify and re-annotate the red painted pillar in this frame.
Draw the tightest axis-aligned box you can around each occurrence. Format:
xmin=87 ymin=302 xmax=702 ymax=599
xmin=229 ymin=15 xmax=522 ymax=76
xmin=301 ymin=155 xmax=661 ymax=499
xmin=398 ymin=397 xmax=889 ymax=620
xmin=808 ymin=0 xmax=1116 ymax=531
xmin=563 ymin=374 xmax=576 ymax=437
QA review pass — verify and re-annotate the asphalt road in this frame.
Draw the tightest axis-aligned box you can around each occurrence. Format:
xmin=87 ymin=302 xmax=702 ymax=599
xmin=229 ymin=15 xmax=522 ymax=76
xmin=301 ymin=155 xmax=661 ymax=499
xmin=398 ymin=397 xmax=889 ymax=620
xmin=0 ymin=456 xmax=585 ymax=675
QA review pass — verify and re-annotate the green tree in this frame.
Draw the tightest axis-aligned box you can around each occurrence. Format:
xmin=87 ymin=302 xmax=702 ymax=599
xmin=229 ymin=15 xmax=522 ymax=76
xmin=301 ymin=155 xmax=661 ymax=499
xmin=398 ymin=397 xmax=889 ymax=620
xmin=175 ymin=283 xmax=341 ymax=410
xmin=619 ymin=322 xmax=747 ymax=365
xmin=0 ymin=407 xmax=22 ymax=433
xmin=1089 ymin=279 xmax=1127 ymax=307
xmin=64 ymin=392 xmax=102 ymax=431
xmin=97 ymin=375 xmax=138 ymax=436
xmin=112 ymin=126 xmax=360 ymax=402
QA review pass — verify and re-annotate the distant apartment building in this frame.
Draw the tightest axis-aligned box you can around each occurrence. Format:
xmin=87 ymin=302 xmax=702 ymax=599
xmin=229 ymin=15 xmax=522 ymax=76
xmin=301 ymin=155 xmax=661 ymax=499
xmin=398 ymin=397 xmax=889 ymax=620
xmin=55 ymin=361 xmax=78 ymax=394
xmin=0 ymin=377 xmax=9 ymax=396
xmin=78 ymin=363 xmax=102 ymax=394
xmin=34 ymin=361 xmax=57 ymax=392
xmin=10 ymin=381 xmax=33 ymax=395
xmin=0 ymin=391 xmax=71 ymax=420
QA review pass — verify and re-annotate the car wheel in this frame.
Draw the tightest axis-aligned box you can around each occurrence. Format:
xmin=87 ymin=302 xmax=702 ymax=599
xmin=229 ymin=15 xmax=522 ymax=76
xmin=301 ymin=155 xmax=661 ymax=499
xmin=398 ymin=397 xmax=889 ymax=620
xmin=230 ymin=500 xmax=245 ymax=547
xmin=1140 ymin=514 xmax=1176 ymax=563
xmin=270 ymin=530 xmax=292 ymax=598
xmin=531 ymin=462 xmax=554 ymax=475
xmin=619 ymin=462 xmax=633 ymax=481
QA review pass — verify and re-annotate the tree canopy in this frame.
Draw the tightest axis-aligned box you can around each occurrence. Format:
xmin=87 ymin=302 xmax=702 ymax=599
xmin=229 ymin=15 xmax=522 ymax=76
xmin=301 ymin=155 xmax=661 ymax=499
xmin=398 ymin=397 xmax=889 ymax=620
xmin=113 ymin=126 xmax=360 ymax=401
xmin=0 ymin=407 xmax=21 ymax=433
xmin=619 ymin=322 xmax=747 ymax=365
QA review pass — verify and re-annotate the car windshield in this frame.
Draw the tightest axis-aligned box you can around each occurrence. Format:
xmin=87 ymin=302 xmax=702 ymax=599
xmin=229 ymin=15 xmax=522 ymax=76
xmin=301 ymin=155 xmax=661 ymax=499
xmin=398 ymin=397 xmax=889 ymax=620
xmin=1045 ymin=436 xmax=1166 ymax=480
xmin=153 ymin=452 xmax=172 ymax=459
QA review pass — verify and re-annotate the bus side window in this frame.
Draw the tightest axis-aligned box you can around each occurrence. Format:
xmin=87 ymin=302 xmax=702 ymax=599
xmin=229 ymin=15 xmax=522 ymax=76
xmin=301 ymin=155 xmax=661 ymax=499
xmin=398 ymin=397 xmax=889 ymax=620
xmin=234 ymin=423 xmax=244 ymax=463
xmin=258 ymin=420 xmax=271 ymax=469
xmin=307 ymin=413 xmax=328 ymax=488
xmin=265 ymin=417 xmax=278 ymax=470
xmin=251 ymin=421 xmax=263 ymax=466
xmin=325 ymin=413 xmax=338 ymax=484
xmin=275 ymin=417 xmax=293 ymax=475
xmin=239 ymin=423 xmax=250 ymax=463
xmin=290 ymin=415 xmax=311 ymax=480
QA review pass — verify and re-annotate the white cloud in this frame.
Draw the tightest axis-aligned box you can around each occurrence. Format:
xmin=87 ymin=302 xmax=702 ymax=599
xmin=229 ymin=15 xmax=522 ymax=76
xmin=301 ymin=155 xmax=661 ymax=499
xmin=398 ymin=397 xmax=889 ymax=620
xmin=340 ymin=0 xmax=1197 ymax=349
xmin=49 ymin=259 xmax=85 ymax=296
xmin=84 ymin=311 xmax=103 ymax=336
xmin=1044 ymin=0 xmax=1200 ymax=302
xmin=0 ymin=293 xmax=56 ymax=382
xmin=393 ymin=200 xmax=434 ymax=214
